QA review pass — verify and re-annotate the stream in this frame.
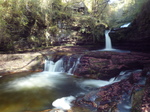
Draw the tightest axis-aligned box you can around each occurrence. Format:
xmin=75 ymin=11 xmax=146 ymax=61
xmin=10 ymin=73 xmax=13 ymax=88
xmin=0 ymin=57 xmax=145 ymax=112
xmin=0 ymin=29 xmax=148 ymax=112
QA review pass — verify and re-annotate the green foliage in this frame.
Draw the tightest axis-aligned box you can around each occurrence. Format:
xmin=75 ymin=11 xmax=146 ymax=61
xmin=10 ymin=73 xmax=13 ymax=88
xmin=104 ymin=0 xmax=148 ymax=28
xmin=49 ymin=26 xmax=58 ymax=37
xmin=0 ymin=0 xmax=148 ymax=52
xmin=0 ymin=0 xmax=75 ymax=52
xmin=78 ymin=16 xmax=106 ymax=42
xmin=0 ymin=0 xmax=52 ymax=51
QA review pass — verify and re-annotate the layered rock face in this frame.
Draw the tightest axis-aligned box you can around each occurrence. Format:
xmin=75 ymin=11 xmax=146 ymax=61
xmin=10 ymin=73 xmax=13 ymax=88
xmin=73 ymin=51 xmax=150 ymax=79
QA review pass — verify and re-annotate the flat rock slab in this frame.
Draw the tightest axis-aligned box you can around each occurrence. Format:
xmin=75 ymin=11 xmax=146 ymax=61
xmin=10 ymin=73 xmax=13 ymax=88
xmin=0 ymin=52 xmax=43 ymax=75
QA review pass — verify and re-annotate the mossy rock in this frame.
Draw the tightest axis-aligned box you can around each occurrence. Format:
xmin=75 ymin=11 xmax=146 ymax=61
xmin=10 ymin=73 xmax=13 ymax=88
xmin=131 ymin=89 xmax=144 ymax=112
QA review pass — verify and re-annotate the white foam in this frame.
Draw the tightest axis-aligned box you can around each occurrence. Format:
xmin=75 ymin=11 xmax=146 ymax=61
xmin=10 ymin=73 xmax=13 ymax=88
xmin=52 ymin=96 xmax=75 ymax=110
xmin=6 ymin=72 xmax=67 ymax=91
xmin=80 ymin=78 xmax=116 ymax=89
xmin=80 ymin=70 xmax=137 ymax=89
xmin=44 ymin=59 xmax=64 ymax=72
xmin=120 ymin=23 xmax=131 ymax=28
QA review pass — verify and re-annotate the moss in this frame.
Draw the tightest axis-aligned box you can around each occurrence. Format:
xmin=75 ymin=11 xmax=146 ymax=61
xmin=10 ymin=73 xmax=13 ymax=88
xmin=49 ymin=25 xmax=58 ymax=36
xmin=131 ymin=89 xmax=144 ymax=112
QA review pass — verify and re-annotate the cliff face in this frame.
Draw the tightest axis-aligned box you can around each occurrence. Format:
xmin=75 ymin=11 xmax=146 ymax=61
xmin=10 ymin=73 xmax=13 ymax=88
xmin=131 ymin=0 xmax=150 ymax=39
xmin=110 ymin=0 xmax=150 ymax=53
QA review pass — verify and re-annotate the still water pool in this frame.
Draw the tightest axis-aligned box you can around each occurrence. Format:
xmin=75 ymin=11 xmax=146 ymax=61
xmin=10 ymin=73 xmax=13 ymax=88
xmin=0 ymin=72 xmax=86 ymax=112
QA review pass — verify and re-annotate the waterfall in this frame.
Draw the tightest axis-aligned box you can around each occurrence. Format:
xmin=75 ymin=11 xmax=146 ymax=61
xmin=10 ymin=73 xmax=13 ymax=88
xmin=98 ymin=30 xmax=114 ymax=51
xmin=67 ymin=62 xmax=76 ymax=74
xmin=44 ymin=56 xmax=81 ymax=74
xmin=67 ymin=56 xmax=81 ymax=75
xmin=120 ymin=23 xmax=131 ymax=28
xmin=105 ymin=30 xmax=113 ymax=50
xmin=44 ymin=59 xmax=64 ymax=72
xmin=98 ymin=30 xmax=130 ymax=53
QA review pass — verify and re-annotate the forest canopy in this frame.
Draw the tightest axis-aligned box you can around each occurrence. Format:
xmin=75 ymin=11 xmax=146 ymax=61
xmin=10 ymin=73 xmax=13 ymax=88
xmin=0 ymin=0 xmax=148 ymax=52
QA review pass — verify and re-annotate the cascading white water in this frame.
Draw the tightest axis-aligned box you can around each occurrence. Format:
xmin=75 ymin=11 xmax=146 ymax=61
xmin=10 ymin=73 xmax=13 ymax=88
xmin=98 ymin=30 xmax=130 ymax=53
xmin=44 ymin=59 xmax=64 ymax=72
xmin=105 ymin=30 xmax=113 ymax=50
xmin=79 ymin=70 xmax=142 ymax=90
xmin=68 ymin=62 xmax=76 ymax=74
xmin=67 ymin=57 xmax=74 ymax=74
xmin=44 ymin=56 xmax=81 ymax=74
xmin=67 ymin=56 xmax=81 ymax=75
xmin=120 ymin=23 xmax=131 ymax=28
xmin=0 ymin=54 xmax=145 ymax=112
xmin=98 ymin=29 xmax=115 ymax=51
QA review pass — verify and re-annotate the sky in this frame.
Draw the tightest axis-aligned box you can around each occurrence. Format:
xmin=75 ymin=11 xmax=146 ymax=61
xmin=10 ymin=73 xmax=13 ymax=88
xmin=108 ymin=0 xmax=118 ymax=4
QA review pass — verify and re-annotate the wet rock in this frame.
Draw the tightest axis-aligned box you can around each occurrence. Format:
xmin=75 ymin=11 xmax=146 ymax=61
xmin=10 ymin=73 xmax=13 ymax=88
xmin=131 ymin=76 xmax=150 ymax=112
xmin=74 ymin=70 xmax=146 ymax=112
xmin=140 ymin=76 xmax=150 ymax=112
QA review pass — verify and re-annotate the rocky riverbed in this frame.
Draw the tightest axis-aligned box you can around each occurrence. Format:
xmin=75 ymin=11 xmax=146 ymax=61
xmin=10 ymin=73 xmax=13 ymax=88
xmin=0 ymin=46 xmax=150 ymax=112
